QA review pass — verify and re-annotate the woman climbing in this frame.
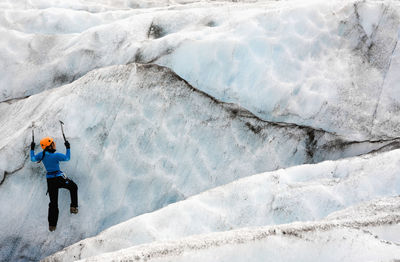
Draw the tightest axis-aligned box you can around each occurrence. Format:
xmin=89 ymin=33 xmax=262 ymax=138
xmin=30 ymin=137 xmax=78 ymax=232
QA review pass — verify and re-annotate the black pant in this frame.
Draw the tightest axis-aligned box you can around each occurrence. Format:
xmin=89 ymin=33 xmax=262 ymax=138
xmin=47 ymin=176 xmax=78 ymax=227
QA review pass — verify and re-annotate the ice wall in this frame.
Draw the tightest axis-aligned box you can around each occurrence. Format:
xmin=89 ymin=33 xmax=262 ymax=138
xmin=156 ymin=1 xmax=400 ymax=139
xmin=1 ymin=1 xmax=399 ymax=139
xmin=44 ymin=149 xmax=400 ymax=261
xmin=1 ymin=0 xmax=400 ymax=261
xmin=1 ymin=63 xmax=394 ymax=261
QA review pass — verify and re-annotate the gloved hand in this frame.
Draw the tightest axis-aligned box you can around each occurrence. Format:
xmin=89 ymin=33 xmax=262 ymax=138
xmin=31 ymin=142 xmax=35 ymax=150
xmin=64 ymin=141 xmax=70 ymax=149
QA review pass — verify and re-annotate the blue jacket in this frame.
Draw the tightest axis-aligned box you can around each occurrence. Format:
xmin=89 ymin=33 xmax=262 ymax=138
xmin=31 ymin=149 xmax=71 ymax=178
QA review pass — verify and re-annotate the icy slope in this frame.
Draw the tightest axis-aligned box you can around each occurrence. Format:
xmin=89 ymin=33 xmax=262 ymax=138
xmin=2 ymin=63 xmax=392 ymax=262
xmin=78 ymin=221 xmax=400 ymax=262
xmin=2 ymin=0 xmax=400 ymax=261
xmin=74 ymin=202 xmax=400 ymax=262
xmin=1 ymin=0 xmax=400 ymax=139
xmin=0 ymin=0 xmax=248 ymax=101
xmin=45 ymin=149 xmax=400 ymax=261
xmin=156 ymin=0 xmax=400 ymax=139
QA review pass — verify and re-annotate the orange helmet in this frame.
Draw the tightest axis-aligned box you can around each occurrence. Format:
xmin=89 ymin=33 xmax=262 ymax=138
xmin=40 ymin=137 xmax=54 ymax=150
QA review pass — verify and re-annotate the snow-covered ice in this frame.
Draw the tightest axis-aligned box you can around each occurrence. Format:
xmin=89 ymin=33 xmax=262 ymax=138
xmin=52 ymin=195 xmax=400 ymax=262
xmin=1 ymin=0 xmax=400 ymax=139
xmin=44 ymin=149 xmax=400 ymax=261
xmin=0 ymin=0 xmax=400 ymax=261
xmin=3 ymin=62 xmax=396 ymax=261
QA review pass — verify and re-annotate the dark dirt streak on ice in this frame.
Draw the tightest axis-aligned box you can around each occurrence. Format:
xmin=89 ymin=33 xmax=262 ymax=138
xmin=142 ymin=63 xmax=400 ymax=149
xmin=98 ymin=213 xmax=400 ymax=262
xmin=1 ymin=95 xmax=32 ymax=104
xmin=370 ymin=0 xmax=400 ymax=132
xmin=0 ymin=154 xmax=28 ymax=186
xmin=370 ymin=35 xmax=399 ymax=134
xmin=351 ymin=2 xmax=400 ymax=135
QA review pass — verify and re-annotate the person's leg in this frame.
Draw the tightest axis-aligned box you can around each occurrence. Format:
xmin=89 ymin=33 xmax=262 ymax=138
xmin=47 ymin=178 xmax=59 ymax=228
xmin=67 ymin=179 xmax=78 ymax=209
xmin=59 ymin=177 xmax=78 ymax=209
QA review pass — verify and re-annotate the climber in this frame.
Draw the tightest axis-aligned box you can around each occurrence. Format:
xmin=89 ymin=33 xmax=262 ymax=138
xmin=30 ymin=137 xmax=78 ymax=232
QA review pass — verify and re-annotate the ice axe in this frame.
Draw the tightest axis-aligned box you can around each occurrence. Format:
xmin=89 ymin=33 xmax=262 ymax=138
xmin=59 ymin=120 xmax=67 ymax=142
xmin=31 ymin=121 xmax=35 ymax=143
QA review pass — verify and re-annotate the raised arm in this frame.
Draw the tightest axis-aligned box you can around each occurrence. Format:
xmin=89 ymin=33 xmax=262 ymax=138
xmin=55 ymin=141 xmax=71 ymax=161
xmin=30 ymin=142 xmax=43 ymax=162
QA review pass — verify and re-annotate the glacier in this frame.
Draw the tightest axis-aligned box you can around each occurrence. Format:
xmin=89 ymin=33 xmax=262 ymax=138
xmin=1 ymin=0 xmax=400 ymax=139
xmin=0 ymin=0 xmax=400 ymax=261
xmin=44 ymin=149 xmax=400 ymax=261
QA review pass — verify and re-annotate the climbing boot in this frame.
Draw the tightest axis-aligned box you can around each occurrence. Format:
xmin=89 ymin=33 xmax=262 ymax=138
xmin=49 ymin=226 xmax=56 ymax=232
xmin=70 ymin=207 xmax=78 ymax=214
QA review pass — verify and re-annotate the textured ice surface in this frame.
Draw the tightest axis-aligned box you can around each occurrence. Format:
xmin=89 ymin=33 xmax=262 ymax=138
xmin=1 ymin=0 xmax=400 ymax=261
xmin=1 ymin=0 xmax=400 ymax=139
xmin=44 ymin=149 xmax=400 ymax=261
xmin=156 ymin=1 xmax=400 ymax=139
xmin=55 ymin=196 xmax=400 ymax=262
xmin=2 ymin=63 xmax=395 ymax=262
xmin=77 ymin=223 xmax=400 ymax=262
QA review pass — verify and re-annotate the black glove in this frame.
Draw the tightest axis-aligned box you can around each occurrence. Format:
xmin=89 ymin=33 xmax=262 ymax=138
xmin=31 ymin=142 xmax=35 ymax=150
xmin=64 ymin=141 xmax=70 ymax=149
